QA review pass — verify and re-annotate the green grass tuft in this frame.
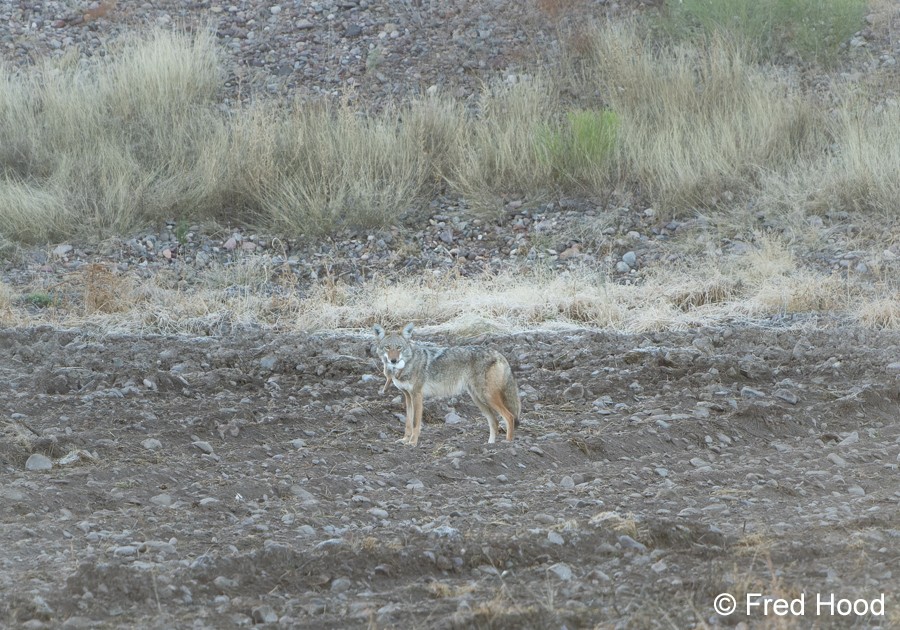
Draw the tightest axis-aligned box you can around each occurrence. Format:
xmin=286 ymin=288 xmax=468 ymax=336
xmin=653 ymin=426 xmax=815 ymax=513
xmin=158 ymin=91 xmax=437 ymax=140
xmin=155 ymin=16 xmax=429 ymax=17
xmin=539 ymin=109 xmax=618 ymax=189
xmin=22 ymin=293 xmax=56 ymax=309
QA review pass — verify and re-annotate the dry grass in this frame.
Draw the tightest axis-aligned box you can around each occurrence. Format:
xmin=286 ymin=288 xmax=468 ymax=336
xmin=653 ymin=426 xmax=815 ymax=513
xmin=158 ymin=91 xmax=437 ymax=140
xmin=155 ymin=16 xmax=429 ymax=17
xmin=822 ymin=102 xmax=900 ymax=218
xmin=651 ymin=264 xmax=738 ymax=312
xmin=1 ymin=22 xmax=897 ymax=243
xmin=402 ymin=95 xmax=467 ymax=188
xmin=856 ymin=298 xmax=900 ymax=329
xmin=723 ymin=236 xmax=847 ymax=314
xmin=83 ymin=264 xmax=133 ymax=315
xmin=3 ymin=233 xmax=896 ymax=335
xmin=0 ymin=30 xmax=468 ymax=241
xmin=425 ymin=580 xmax=476 ymax=599
xmin=294 ymin=267 xmax=626 ymax=333
xmin=734 ymin=531 xmax=775 ymax=557
xmin=0 ymin=280 xmax=14 ymax=324
xmin=0 ymin=19 xmax=897 ymax=335
xmin=471 ymin=592 xmax=537 ymax=625
xmin=0 ymin=28 xmax=225 ymax=241
xmin=226 ymin=100 xmax=435 ymax=235
xmin=588 ymin=511 xmax=647 ymax=542
xmin=0 ymin=180 xmax=69 ymax=243
xmin=450 ymin=79 xmax=557 ymax=211
xmin=583 ymin=23 xmax=825 ymax=215
xmin=128 ymin=256 xmax=300 ymax=335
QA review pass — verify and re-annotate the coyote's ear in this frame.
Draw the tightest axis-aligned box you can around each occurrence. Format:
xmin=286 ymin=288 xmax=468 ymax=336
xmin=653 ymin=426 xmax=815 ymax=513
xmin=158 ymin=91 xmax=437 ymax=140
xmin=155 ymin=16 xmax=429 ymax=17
xmin=402 ymin=322 xmax=414 ymax=339
xmin=373 ymin=324 xmax=385 ymax=340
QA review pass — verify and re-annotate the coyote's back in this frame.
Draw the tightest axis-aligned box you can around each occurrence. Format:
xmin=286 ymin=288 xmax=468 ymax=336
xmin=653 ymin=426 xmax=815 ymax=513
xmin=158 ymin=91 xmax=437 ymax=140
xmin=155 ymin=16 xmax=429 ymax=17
xmin=373 ymin=323 xmax=520 ymax=446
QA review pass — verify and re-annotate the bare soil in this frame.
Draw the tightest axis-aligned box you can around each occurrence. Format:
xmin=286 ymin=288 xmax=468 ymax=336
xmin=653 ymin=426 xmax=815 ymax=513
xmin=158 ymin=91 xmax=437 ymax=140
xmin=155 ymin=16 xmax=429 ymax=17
xmin=1 ymin=325 xmax=898 ymax=628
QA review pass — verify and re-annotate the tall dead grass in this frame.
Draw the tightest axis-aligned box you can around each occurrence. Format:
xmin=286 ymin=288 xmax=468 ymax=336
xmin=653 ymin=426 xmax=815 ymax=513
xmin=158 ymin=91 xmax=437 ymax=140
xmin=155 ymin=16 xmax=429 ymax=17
xmin=824 ymin=103 xmax=900 ymax=217
xmin=450 ymin=80 xmax=558 ymax=210
xmin=0 ymin=20 xmax=896 ymax=250
xmin=226 ymin=101 xmax=436 ymax=235
xmin=83 ymin=264 xmax=133 ymax=315
xmin=0 ymin=29 xmax=226 ymax=242
xmin=583 ymin=24 xmax=826 ymax=213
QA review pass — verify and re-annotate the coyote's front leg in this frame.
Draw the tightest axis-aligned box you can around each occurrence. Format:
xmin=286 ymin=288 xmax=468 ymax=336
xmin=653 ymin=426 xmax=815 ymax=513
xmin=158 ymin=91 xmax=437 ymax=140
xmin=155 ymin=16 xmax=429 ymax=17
xmin=380 ymin=366 xmax=392 ymax=395
xmin=409 ymin=390 xmax=424 ymax=446
xmin=396 ymin=390 xmax=414 ymax=444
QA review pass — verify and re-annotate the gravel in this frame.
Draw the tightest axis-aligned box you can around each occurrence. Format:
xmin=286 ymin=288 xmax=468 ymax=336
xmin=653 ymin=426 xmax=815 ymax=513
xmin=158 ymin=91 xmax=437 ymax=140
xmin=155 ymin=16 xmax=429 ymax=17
xmin=0 ymin=0 xmax=655 ymax=111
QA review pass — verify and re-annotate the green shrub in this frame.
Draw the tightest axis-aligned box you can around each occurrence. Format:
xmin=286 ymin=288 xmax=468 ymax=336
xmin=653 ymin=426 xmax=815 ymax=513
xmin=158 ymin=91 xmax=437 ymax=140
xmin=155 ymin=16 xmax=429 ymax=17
xmin=539 ymin=109 xmax=618 ymax=188
xmin=22 ymin=292 xmax=55 ymax=309
xmin=662 ymin=0 xmax=867 ymax=65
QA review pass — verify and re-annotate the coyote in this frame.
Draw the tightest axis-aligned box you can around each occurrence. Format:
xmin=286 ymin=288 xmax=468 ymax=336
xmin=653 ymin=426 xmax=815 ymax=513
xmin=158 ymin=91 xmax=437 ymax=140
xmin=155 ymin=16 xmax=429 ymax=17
xmin=373 ymin=323 xmax=521 ymax=446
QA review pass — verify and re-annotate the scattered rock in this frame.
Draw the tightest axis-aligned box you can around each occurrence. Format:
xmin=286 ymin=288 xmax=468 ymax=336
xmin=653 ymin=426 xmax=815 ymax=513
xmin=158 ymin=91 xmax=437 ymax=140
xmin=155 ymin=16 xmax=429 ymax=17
xmin=827 ymin=453 xmax=847 ymax=467
xmin=773 ymin=389 xmax=798 ymax=404
xmin=444 ymin=411 xmax=463 ymax=424
xmin=192 ymin=441 xmax=214 ymax=454
xmin=150 ymin=494 xmax=173 ymax=507
xmin=25 ymin=454 xmax=52 ymax=471
xmin=618 ymin=535 xmax=647 ymax=553
xmin=838 ymin=432 xmax=859 ymax=447
xmin=562 ymin=383 xmax=585 ymax=401
xmin=740 ymin=386 xmax=766 ymax=399
xmin=330 ymin=577 xmax=352 ymax=593
xmin=214 ymin=576 xmax=239 ymax=590
xmin=548 ymin=563 xmax=573 ymax=581
xmin=547 ymin=531 xmax=564 ymax=545
xmin=251 ymin=605 xmax=279 ymax=624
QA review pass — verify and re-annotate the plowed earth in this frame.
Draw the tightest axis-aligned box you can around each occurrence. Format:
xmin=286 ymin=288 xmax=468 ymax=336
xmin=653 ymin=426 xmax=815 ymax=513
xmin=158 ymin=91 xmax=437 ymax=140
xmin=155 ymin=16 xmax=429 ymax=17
xmin=1 ymin=326 xmax=898 ymax=628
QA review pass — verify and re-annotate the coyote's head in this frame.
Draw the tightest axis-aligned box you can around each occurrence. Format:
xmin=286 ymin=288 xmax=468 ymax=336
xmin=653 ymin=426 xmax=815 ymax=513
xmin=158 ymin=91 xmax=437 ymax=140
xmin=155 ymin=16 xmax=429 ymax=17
xmin=373 ymin=323 xmax=414 ymax=372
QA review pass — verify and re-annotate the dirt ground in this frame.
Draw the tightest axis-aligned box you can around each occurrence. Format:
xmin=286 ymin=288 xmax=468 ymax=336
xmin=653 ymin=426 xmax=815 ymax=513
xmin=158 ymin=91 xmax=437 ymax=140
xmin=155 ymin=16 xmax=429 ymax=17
xmin=1 ymin=324 xmax=898 ymax=629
